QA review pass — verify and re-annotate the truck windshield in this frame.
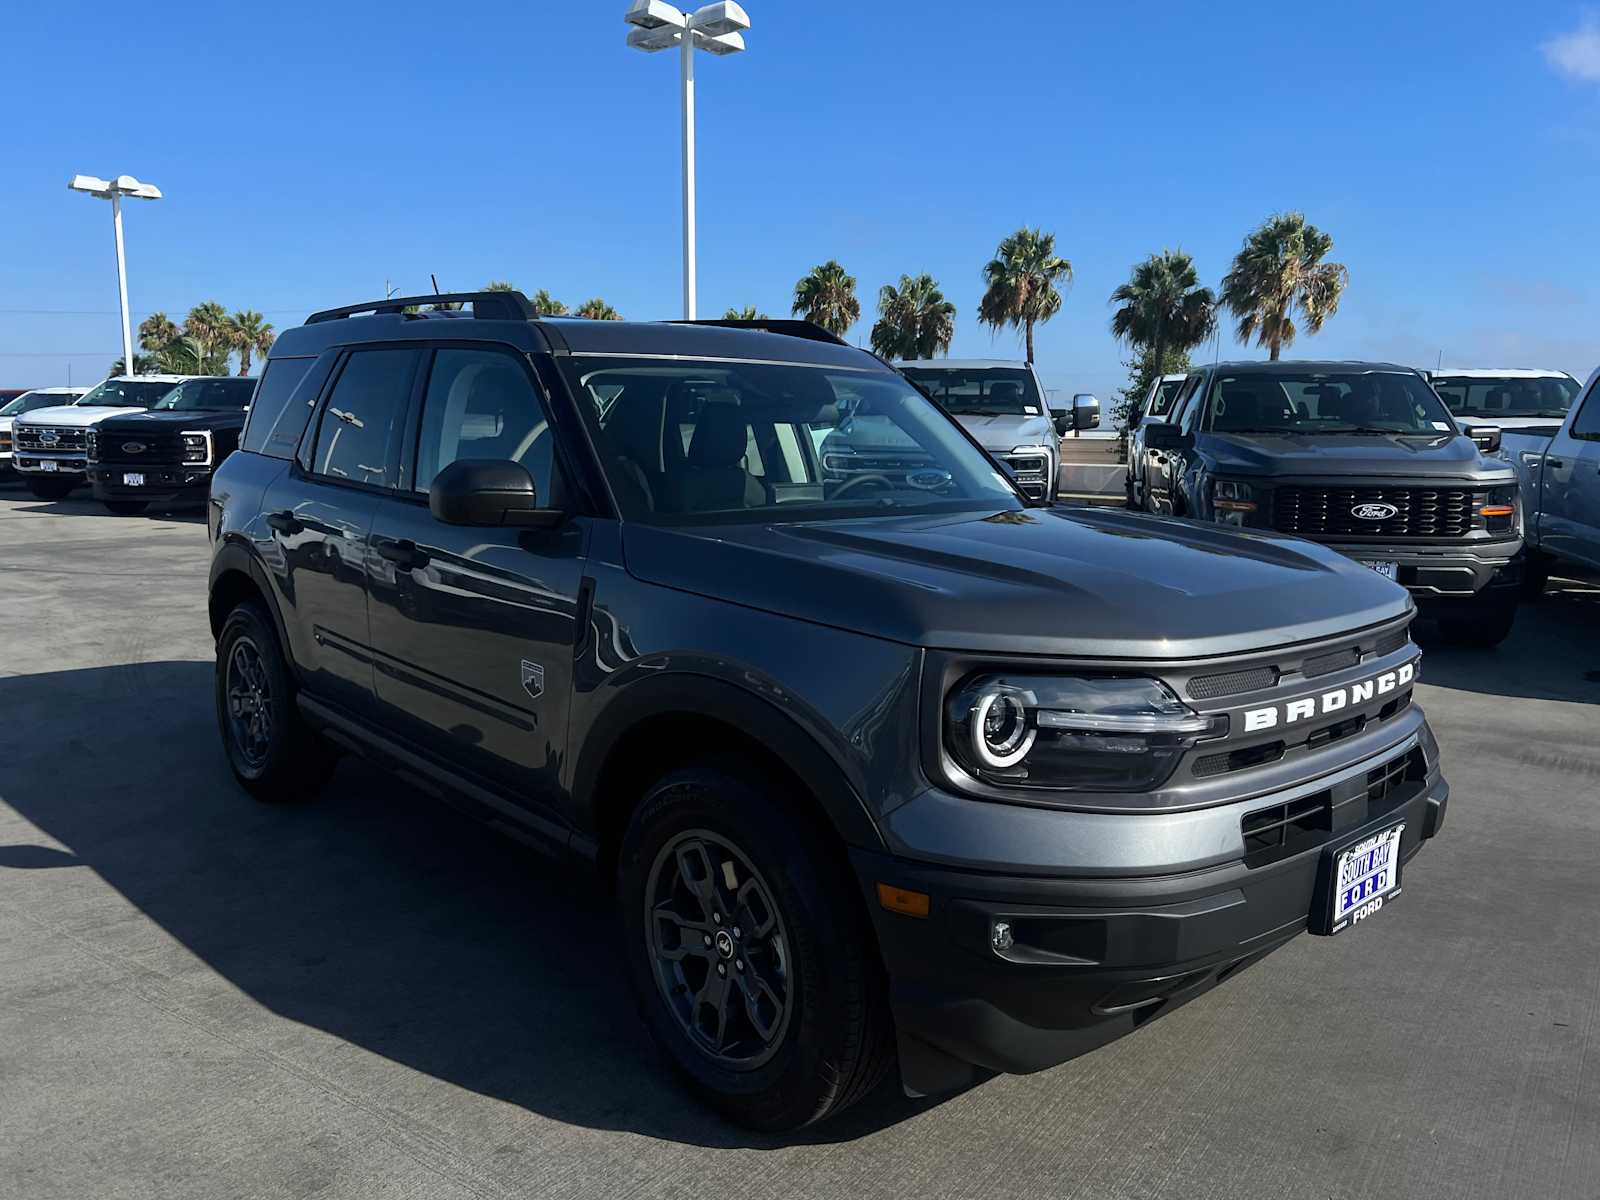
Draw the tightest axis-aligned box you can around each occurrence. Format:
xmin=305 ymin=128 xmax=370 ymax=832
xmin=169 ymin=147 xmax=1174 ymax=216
xmin=1429 ymin=375 xmax=1578 ymax=420
xmin=1 ymin=392 xmax=80 ymax=417
xmin=151 ymin=377 xmax=255 ymax=411
xmin=74 ymin=379 xmax=180 ymax=408
xmin=898 ymin=366 xmax=1043 ymax=417
xmin=1203 ymin=371 xmax=1458 ymax=436
xmin=564 ymin=357 xmax=1023 ymax=525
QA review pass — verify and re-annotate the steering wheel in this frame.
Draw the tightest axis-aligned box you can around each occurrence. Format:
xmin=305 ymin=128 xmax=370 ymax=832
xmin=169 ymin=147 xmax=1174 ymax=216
xmin=831 ymin=472 xmax=895 ymax=499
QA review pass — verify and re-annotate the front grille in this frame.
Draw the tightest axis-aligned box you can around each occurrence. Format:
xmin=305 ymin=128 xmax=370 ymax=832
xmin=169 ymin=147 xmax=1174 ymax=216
xmin=0 ymin=430 xmax=11 ymax=451
xmin=1369 ymin=746 xmax=1425 ymax=814
xmin=96 ymin=432 xmax=185 ymax=465
xmin=1303 ymin=647 xmax=1361 ymax=678
xmin=1000 ymin=452 xmax=1050 ymax=499
xmin=1274 ymin=486 xmax=1478 ymax=539
xmin=1374 ymin=627 xmax=1410 ymax=657
xmin=1194 ymin=740 xmax=1285 ymax=778
xmin=15 ymin=426 xmax=86 ymax=452
xmin=1242 ymin=789 xmax=1332 ymax=858
xmin=1188 ymin=665 xmax=1278 ymax=700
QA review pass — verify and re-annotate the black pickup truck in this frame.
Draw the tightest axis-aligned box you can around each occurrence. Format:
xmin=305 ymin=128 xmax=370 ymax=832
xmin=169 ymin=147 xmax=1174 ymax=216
xmin=1133 ymin=361 xmax=1522 ymax=645
xmin=87 ymin=376 xmax=256 ymax=514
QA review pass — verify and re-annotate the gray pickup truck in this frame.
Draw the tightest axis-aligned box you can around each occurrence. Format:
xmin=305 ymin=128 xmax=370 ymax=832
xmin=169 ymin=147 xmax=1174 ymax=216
xmin=1500 ymin=365 xmax=1600 ymax=592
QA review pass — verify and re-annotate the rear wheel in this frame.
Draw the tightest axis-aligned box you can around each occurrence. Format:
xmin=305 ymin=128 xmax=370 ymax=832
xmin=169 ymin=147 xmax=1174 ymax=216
xmin=1437 ymin=598 xmax=1517 ymax=648
xmin=618 ymin=763 xmax=893 ymax=1130
xmin=215 ymin=602 xmax=336 ymax=801
xmin=26 ymin=477 xmax=75 ymax=500
xmin=103 ymin=500 xmax=148 ymax=516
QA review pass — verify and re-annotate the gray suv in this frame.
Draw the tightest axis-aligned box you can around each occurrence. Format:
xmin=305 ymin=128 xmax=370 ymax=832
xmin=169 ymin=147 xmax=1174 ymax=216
xmin=207 ymin=292 xmax=1447 ymax=1130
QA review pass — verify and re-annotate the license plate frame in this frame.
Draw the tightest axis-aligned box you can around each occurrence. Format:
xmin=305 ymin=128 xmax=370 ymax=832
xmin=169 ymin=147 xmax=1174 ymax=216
xmin=1311 ymin=822 xmax=1406 ymax=935
xmin=123 ymin=472 xmax=146 ymax=487
xmin=1357 ymin=559 xmax=1399 ymax=581
xmin=37 ymin=459 xmax=58 ymax=472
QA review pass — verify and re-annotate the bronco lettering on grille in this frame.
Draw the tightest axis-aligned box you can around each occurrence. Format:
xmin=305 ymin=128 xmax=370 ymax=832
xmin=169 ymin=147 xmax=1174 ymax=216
xmin=1243 ymin=661 xmax=1416 ymax=732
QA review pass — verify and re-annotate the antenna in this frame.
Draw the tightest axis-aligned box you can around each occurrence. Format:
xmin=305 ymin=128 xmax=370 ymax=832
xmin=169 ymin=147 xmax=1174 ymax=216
xmin=430 ymin=273 xmax=443 ymax=295
xmin=1436 ymin=348 xmax=1443 ymax=370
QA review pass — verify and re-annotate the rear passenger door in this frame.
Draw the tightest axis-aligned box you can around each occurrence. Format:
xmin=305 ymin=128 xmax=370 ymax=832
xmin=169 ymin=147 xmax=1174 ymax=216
xmin=366 ymin=346 xmax=587 ymax=827
xmin=1540 ymin=382 xmax=1600 ymax=569
xmin=263 ymin=347 xmax=419 ymax=716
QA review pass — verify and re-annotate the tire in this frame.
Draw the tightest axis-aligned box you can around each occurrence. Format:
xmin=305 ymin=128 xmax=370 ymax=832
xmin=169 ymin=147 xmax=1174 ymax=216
xmin=1438 ymin=599 xmax=1517 ymax=648
xmin=103 ymin=500 xmax=148 ymax=516
xmin=26 ymin=477 xmax=75 ymax=500
xmin=215 ymin=601 xmax=336 ymax=801
xmin=1520 ymin=554 xmax=1551 ymax=600
xmin=617 ymin=763 xmax=893 ymax=1131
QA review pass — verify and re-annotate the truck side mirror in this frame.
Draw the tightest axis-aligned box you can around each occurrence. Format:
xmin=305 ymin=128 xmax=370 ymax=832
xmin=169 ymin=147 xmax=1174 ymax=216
xmin=1072 ymin=394 xmax=1101 ymax=431
xmin=1464 ymin=424 xmax=1502 ymax=453
xmin=429 ymin=459 xmax=564 ymax=528
xmin=1142 ymin=421 xmax=1188 ymax=451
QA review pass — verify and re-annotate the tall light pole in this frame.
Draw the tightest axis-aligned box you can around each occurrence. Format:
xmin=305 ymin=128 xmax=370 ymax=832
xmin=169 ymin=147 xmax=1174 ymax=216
xmin=68 ymin=174 xmax=163 ymax=376
xmin=624 ymin=1 xmax=750 ymax=320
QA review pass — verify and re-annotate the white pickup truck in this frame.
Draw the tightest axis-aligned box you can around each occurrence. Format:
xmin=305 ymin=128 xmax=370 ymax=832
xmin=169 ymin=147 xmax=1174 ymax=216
xmin=12 ymin=375 xmax=191 ymax=498
xmin=0 ymin=388 xmax=88 ymax=481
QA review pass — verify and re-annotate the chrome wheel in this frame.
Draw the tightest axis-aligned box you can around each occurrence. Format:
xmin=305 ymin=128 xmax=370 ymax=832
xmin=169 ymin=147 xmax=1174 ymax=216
xmin=646 ymin=830 xmax=793 ymax=1068
xmin=225 ymin=637 xmax=273 ymax=769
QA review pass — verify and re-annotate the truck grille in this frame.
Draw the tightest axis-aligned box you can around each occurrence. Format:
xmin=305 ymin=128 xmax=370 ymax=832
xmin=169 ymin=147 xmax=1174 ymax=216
xmin=1274 ymin=486 xmax=1478 ymax=539
xmin=1000 ymin=451 xmax=1050 ymax=499
xmin=15 ymin=425 xmax=86 ymax=452
xmin=94 ymin=432 xmax=186 ymax=465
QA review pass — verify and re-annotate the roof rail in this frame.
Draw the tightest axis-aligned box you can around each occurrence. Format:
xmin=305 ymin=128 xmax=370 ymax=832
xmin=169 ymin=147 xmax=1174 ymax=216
xmin=305 ymin=290 xmax=535 ymax=325
xmin=665 ymin=318 xmax=850 ymax=347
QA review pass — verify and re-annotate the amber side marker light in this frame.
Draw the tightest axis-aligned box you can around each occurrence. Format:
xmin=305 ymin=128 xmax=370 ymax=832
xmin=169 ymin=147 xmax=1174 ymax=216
xmin=1479 ymin=505 xmax=1515 ymax=518
xmin=876 ymin=883 xmax=931 ymax=918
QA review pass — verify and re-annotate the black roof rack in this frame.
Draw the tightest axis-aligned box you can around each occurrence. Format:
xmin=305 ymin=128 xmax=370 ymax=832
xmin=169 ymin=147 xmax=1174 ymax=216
xmin=665 ymin=318 xmax=849 ymax=347
xmin=305 ymin=290 xmax=536 ymax=325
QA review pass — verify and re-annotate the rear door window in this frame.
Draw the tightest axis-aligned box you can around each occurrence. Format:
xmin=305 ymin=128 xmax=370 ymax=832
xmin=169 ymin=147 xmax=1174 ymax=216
xmin=308 ymin=349 xmax=419 ymax=488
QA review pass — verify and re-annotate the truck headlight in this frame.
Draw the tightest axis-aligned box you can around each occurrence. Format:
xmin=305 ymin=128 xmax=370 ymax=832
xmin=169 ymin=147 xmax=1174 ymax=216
xmin=1478 ymin=484 xmax=1517 ymax=533
xmin=1212 ymin=479 xmax=1257 ymax=524
xmin=181 ymin=431 xmax=212 ymax=465
xmin=86 ymin=430 xmax=99 ymax=463
xmin=945 ymin=674 xmax=1226 ymax=792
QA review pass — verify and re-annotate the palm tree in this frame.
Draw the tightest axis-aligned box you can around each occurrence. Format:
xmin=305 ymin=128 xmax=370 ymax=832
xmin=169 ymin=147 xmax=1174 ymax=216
xmin=138 ymin=312 xmax=178 ymax=353
xmin=869 ymin=273 xmax=957 ymax=360
xmin=1108 ymin=251 xmax=1216 ymax=384
xmin=574 ymin=298 xmax=622 ymax=320
xmin=979 ymin=228 xmax=1072 ymax=363
xmin=723 ymin=304 xmax=768 ymax=320
xmin=483 ymin=280 xmax=516 ymax=292
xmin=184 ymin=302 xmax=232 ymax=372
xmin=531 ymin=289 xmax=568 ymax=316
xmin=109 ymin=353 xmax=161 ymax=376
xmin=155 ymin=334 xmax=227 ymax=376
xmin=225 ymin=311 xmax=275 ymax=376
xmin=1220 ymin=212 xmax=1348 ymax=360
xmin=791 ymin=260 xmax=860 ymax=337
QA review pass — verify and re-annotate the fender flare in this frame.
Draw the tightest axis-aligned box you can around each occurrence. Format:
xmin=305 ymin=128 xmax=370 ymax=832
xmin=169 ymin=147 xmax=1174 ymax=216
xmin=573 ymin=671 xmax=887 ymax=854
xmin=208 ymin=537 xmax=297 ymax=679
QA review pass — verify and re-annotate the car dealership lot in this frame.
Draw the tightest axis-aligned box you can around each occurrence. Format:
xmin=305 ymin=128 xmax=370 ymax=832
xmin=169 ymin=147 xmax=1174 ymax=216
xmin=2 ymin=494 xmax=1597 ymax=1199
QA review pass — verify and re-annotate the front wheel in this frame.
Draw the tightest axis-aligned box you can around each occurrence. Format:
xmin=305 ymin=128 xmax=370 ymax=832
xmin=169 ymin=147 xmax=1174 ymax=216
xmin=617 ymin=764 xmax=893 ymax=1131
xmin=215 ymin=601 xmax=336 ymax=801
xmin=1437 ymin=598 xmax=1517 ymax=648
xmin=26 ymin=477 xmax=75 ymax=500
xmin=103 ymin=500 xmax=148 ymax=516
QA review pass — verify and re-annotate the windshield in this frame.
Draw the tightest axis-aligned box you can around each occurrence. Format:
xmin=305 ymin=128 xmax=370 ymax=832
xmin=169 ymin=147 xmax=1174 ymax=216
xmin=1203 ymin=371 xmax=1458 ymax=436
xmin=898 ymin=366 xmax=1044 ymax=417
xmin=75 ymin=379 xmax=180 ymax=409
xmin=1429 ymin=375 xmax=1578 ymax=420
xmin=1 ymin=391 xmax=81 ymax=417
xmin=151 ymin=377 xmax=255 ymax=411
xmin=563 ymin=357 xmax=1023 ymax=525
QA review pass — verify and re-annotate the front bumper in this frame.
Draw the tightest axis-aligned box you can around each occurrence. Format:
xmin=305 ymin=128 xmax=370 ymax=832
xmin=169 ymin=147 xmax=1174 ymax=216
xmin=1323 ymin=539 xmax=1522 ymax=602
xmin=856 ymin=730 xmax=1447 ymax=1095
xmin=13 ymin=452 xmax=87 ymax=477
xmin=88 ymin=463 xmax=213 ymax=505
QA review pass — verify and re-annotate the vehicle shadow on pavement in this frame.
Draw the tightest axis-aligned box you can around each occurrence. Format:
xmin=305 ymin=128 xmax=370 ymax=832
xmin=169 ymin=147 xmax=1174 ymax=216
xmin=1412 ymin=572 xmax=1600 ymax=704
xmin=0 ymin=660 xmax=939 ymax=1148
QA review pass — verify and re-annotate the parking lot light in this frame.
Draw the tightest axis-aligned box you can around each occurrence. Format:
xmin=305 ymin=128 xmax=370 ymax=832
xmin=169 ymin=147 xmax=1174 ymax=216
xmin=67 ymin=173 xmax=163 ymax=379
xmin=623 ymin=2 xmax=751 ymax=320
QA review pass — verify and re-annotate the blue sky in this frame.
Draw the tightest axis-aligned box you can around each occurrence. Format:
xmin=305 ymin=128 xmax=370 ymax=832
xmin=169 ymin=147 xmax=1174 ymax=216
xmin=5 ymin=0 xmax=1600 ymax=397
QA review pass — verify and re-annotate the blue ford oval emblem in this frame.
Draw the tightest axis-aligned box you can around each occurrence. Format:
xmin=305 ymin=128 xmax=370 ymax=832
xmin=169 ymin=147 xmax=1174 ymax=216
xmin=906 ymin=468 xmax=953 ymax=490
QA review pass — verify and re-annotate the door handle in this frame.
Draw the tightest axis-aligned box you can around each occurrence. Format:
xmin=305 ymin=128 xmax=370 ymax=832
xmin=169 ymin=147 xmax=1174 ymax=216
xmin=265 ymin=510 xmax=303 ymax=535
xmin=375 ymin=538 xmax=430 ymax=570
xmin=1547 ymin=458 xmax=1565 ymax=470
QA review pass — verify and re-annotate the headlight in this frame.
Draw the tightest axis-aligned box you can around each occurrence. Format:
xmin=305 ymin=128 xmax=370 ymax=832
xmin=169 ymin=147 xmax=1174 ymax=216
xmin=181 ymin=431 xmax=212 ymax=465
xmin=945 ymin=674 xmax=1226 ymax=793
xmin=1478 ymin=484 xmax=1518 ymax=532
xmin=1212 ymin=479 xmax=1257 ymax=524
xmin=86 ymin=430 xmax=99 ymax=463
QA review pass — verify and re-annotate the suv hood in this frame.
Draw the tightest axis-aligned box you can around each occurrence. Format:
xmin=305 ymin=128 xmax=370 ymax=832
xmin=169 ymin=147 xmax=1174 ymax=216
xmin=622 ymin=507 xmax=1411 ymax=659
xmin=951 ymin=412 xmax=1055 ymax=452
xmin=96 ymin=409 xmax=246 ymax=433
xmin=1202 ymin=430 xmax=1513 ymax=481
xmin=15 ymin=405 xmax=146 ymax=428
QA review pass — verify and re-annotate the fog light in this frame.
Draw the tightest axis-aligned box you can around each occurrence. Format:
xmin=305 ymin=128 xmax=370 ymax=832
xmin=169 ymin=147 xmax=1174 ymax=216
xmin=991 ymin=920 xmax=1014 ymax=953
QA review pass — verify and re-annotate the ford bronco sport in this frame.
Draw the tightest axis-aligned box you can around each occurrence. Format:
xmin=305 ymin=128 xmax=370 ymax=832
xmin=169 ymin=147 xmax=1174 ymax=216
xmin=207 ymin=292 xmax=1448 ymax=1130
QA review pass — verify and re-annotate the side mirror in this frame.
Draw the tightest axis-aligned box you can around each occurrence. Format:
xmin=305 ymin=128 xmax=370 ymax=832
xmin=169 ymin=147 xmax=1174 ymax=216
xmin=1127 ymin=409 xmax=1143 ymax=430
xmin=428 ymin=459 xmax=563 ymax=528
xmin=1142 ymin=421 xmax=1188 ymax=451
xmin=1464 ymin=423 xmax=1502 ymax=453
xmin=1072 ymin=393 xmax=1101 ymax=431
